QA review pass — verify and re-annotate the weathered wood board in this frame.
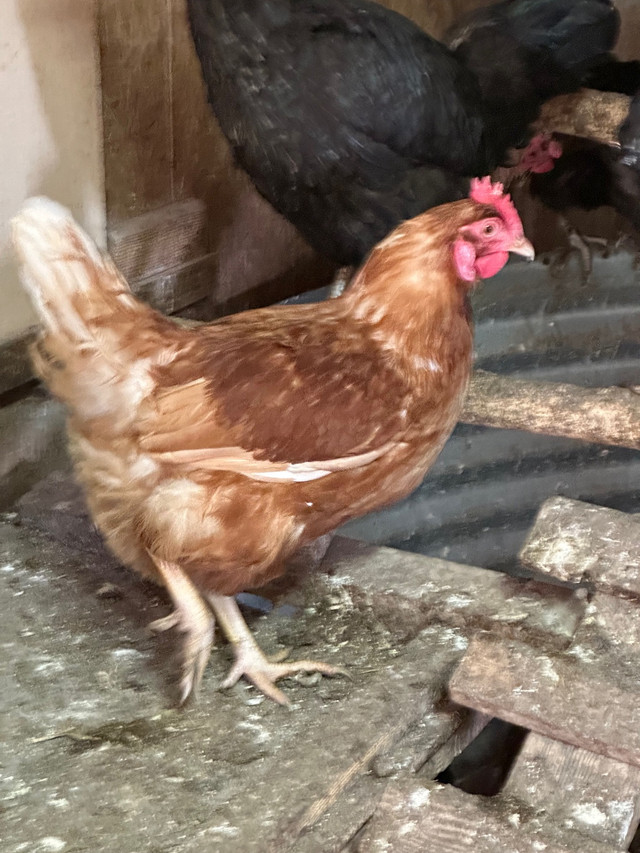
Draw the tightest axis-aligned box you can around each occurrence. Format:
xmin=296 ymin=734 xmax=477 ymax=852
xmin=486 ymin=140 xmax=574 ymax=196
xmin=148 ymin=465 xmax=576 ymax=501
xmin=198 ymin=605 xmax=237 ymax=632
xmin=326 ymin=536 xmax=586 ymax=649
xmin=520 ymin=496 xmax=640 ymax=597
xmin=357 ymin=781 xmax=626 ymax=853
xmin=504 ymin=732 xmax=640 ymax=848
xmin=449 ymin=634 xmax=640 ymax=769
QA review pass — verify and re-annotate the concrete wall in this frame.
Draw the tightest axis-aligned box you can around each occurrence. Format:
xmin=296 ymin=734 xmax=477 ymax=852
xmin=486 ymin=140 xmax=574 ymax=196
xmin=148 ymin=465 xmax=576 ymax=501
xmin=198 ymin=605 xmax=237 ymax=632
xmin=0 ymin=0 xmax=105 ymax=344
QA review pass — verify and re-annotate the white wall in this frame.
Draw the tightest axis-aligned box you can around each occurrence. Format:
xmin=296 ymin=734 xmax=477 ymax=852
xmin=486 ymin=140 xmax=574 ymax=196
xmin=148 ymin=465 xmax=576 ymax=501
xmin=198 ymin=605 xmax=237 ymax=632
xmin=0 ymin=0 xmax=105 ymax=344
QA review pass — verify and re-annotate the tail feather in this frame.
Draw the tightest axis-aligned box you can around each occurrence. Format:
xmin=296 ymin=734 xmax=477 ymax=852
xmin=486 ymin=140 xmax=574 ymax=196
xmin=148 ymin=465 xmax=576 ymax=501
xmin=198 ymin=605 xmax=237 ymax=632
xmin=448 ymin=0 xmax=619 ymax=90
xmin=446 ymin=0 xmax=619 ymax=160
xmin=12 ymin=197 xmax=164 ymax=425
xmin=13 ymin=197 xmax=136 ymax=346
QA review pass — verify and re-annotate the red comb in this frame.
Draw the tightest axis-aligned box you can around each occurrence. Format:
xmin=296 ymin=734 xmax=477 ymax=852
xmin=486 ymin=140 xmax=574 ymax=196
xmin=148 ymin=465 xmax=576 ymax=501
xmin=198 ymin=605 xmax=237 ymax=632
xmin=469 ymin=176 xmax=522 ymax=234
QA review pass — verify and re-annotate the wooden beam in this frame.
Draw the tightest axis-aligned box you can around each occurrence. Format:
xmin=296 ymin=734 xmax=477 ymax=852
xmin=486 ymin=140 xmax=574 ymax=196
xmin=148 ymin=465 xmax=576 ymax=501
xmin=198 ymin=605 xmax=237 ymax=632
xmin=536 ymin=89 xmax=631 ymax=147
xmin=324 ymin=536 xmax=585 ymax=650
xmin=520 ymin=497 xmax=640 ymax=596
xmin=358 ymin=780 xmax=622 ymax=853
xmin=504 ymin=732 xmax=640 ymax=848
xmin=462 ymin=371 xmax=640 ymax=451
xmin=450 ymin=632 xmax=640 ymax=770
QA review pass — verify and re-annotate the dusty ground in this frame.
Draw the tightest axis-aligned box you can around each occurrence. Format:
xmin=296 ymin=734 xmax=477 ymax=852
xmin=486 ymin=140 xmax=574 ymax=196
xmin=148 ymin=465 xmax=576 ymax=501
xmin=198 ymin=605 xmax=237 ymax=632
xmin=1 ymin=486 xmax=469 ymax=853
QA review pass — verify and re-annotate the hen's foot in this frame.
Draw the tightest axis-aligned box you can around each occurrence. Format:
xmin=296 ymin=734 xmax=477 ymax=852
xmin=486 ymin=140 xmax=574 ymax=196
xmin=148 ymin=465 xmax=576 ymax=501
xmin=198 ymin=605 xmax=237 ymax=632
xmin=222 ymin=644 xmax=343 ymax=705
xmin=546 ymin=218 xmax=611 ymax=285
xmin=208 ymin=593 xmax=345 ymax=705
xmin=328 ymin=265 xmax=354 ymax=299
xmin=147 ymin=554 xmax=215 ymax=704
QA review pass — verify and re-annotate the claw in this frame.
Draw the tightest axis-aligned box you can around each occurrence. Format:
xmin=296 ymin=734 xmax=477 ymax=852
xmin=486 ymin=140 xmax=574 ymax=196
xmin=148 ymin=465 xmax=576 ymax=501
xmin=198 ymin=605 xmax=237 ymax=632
xmin=177 ymin=616 xmax=216 ymax=704
xmin=223 ymin=656 xmax=344 ymax=705
xmin=547 ymin=217 xmax=611 ymax=285
xmin=221 ymin=651 xmax=344 ymax=705
xmin=148 ymin=612 xmax=180 ymax=633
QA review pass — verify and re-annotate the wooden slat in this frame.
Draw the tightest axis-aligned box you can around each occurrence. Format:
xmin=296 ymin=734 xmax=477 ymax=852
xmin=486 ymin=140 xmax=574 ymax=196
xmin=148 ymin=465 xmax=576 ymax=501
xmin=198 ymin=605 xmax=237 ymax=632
xmin=449 ymin=634 xmax=640 ymax=769
xmin=372 ymin=708 xmax=491 ymax=779
xmin=107 ymin=199 xmax=207 ymax=282
xmin=504 ymin=733 xmax=640 ymax=848
xmin=358 ymin=781 xmax=624 ymax=853
xmin=325 ymin=536 xmax=586 ymax=650
xmin=132 ymin=252 xmax=216 ymax=316
xmin=536 ymin=89 xmax=631 ymax=148
xmin=462 ymin=371 xmax=640 ymax=452
xmin=99 ymin=0 xmax=174 ymax=223
xmin=520 ymin=497 xmax=640 ymax=597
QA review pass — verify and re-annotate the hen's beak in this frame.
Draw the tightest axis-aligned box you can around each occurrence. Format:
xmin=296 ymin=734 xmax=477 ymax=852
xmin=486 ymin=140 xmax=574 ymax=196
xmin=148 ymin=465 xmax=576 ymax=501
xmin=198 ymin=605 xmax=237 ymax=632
xmin=509 ymin=235 xmax=535 ymax=261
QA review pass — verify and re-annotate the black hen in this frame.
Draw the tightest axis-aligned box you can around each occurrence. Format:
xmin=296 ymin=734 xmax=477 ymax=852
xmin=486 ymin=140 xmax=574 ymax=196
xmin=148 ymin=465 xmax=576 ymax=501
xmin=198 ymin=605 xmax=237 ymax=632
xmin=187 ymin=0 xmax=619 ymax=267
xmin=528 ymin=63 xmax=640 ymax=279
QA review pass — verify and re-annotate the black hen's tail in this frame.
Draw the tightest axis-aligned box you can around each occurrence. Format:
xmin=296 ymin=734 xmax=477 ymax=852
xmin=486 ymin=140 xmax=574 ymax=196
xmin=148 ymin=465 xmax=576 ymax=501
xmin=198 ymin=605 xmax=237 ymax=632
xmin=449 ymin=0 xmax=618 ymax=83
xmin=502 ymin=0 xmax=618 ymax=77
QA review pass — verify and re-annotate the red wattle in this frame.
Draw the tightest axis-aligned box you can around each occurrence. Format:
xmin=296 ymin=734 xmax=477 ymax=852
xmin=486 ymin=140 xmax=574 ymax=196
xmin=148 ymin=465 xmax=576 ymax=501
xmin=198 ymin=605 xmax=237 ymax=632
xmin=475 ymin=251 xmax=508 ymax=279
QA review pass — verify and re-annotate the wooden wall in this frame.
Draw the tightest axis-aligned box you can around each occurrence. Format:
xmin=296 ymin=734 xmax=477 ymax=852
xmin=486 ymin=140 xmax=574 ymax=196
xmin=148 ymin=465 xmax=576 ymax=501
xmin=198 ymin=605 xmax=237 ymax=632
xmin=98 ymin=0 xmax=335 ymax=318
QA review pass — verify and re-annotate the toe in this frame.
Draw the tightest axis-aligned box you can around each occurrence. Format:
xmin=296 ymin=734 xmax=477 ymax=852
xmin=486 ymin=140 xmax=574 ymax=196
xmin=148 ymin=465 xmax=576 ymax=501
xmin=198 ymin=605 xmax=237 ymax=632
xmin=247 ymin=673 xmax=290 ymax=706
xmin=148 ymin=612 xmax=180 ymax=633
xmin=178 ymin=621 xmax=215 ymax=704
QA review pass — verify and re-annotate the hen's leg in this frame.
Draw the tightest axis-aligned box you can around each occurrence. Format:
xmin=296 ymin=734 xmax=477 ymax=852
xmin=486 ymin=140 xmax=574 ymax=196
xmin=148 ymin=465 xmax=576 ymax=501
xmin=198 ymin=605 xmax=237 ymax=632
xmin=328 ymin=265 xmax=354 ymax=298
xmin=547 ymin=217 xmax=610 ymax=285
xmin=207 ymin=593 xmax=344 ymax=705
xmin=147 ymin=554 xmax=216 ymax=703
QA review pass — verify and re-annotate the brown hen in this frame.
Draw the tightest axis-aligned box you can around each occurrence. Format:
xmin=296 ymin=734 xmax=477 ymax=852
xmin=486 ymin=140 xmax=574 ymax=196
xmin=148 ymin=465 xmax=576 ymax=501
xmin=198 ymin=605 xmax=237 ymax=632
xmin=12 ymin=178 xmax=533 ymax=704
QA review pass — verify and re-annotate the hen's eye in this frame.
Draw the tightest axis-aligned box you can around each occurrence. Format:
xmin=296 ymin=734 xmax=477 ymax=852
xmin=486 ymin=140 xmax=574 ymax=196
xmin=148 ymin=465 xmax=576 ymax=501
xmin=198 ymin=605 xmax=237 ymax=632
xmin=483 ymin=223 xmax=496 ymax=236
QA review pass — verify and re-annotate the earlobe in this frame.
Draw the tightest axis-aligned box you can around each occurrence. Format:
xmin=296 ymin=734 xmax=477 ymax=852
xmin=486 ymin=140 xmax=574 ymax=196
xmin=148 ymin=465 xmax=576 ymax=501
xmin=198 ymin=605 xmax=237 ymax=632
xmin=453 ymin=237 xmax=477 ymax=282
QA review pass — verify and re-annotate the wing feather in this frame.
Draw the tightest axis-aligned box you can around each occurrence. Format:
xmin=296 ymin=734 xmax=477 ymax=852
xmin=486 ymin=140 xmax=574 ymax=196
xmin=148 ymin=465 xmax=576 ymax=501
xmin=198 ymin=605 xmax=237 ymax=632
xmin=137 ymin=308 xmax=417 ymax=478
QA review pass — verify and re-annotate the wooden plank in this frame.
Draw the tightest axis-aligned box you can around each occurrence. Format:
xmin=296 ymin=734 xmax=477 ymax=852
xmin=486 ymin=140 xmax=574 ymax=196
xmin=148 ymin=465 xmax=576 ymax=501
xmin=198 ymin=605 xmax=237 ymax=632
xmin=0 ymin=518 xmax=473 ymax=853
xmin=504 ymin=732 xmax=640 ymax=848
xmin=358 ymin=781 xmax=624 ymax=853
xmin=169 ymin=0 xmax=244 ymax=251
xmin=293 ymin=776 xmax=386 ymax=853
xmin=325 ymin=536 xmax=586 ymax=650
xmin=107 ymin=199 xmax=207 ymax=282
xmin=132 ymin=252 xmax=216 ymax=316
xmin=574 ymin=592 xmax=640 ymax=657
xmin=449 ymin=635 xmax=640 ymax=769
xmin=372 ymin=707 xmax=490 ymax=779
xmin=520 ymin=496 xmax=640 ymax=598
xmin=462 ymin=371 xmax=640 ymax=452
xmin=536 ymin=89 xmax=631 ymax=148
xmin=13 ymin=476 xmax=487 ymax=852
xmin=99 ymin=0 xmax=174 ymax=223
xmin=247 ymin=623 xmax=472 ymax=853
